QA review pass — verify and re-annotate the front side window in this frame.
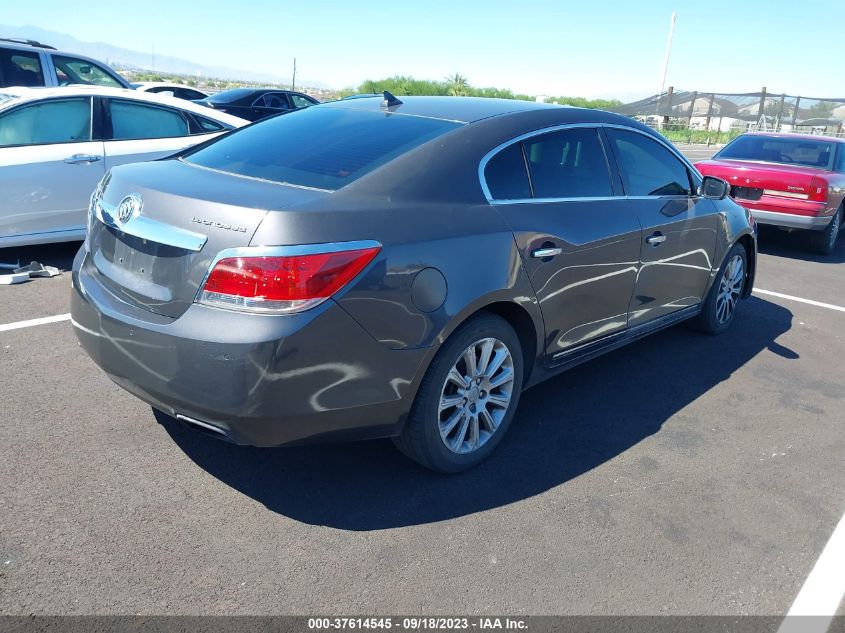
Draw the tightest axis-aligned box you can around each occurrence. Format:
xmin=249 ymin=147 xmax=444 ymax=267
xmin=109 ymin=100 xmax=189 ymax=140
xmin=0 ymin=49 xmax=44 ymax=87
xmin=290 ymin=94 xmax=315 ymax=108
xmin=182 ymin=105 xmax=461 ymax=190
xmin=607 ymin=128 xmax=692 ymax=196
xmin=0 ymin=97 xmax=91 ymax=147
xmin=523 ymin=128 xmax=613 ymax=198
xmin=484 ymin=142 xmax=531 ymax=200
xmin=52 ymin=55 xmax=123 ymax=88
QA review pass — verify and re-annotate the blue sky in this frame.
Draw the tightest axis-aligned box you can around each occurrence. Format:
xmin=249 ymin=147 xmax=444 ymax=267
xmin=2 ymin=0 xmax=841 ymax=100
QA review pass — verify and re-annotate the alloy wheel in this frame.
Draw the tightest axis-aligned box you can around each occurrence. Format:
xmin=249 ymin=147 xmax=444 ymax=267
xmin=438 ymin=337 xmax=515 ymax=454
xmin=716 ymin=254 xmax=744 ymax=324
xmin=829 ymin=211 xmax=841 ymax=250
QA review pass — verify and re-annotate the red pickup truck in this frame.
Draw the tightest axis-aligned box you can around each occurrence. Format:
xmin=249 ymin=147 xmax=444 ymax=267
xmin=696 ymin=133 xmax=845 ymax=254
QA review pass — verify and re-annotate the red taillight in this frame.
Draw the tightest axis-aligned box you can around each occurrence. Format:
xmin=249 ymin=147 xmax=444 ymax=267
xmin=198 ymin=245 xmax=380 ymax=313
xmin=809 ymin=176 xmax=828 ymax=203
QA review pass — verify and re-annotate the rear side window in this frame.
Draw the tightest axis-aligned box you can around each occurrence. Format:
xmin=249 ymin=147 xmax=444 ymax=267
xmin=524 ymin=128 xmax=613 ymax=198
xmin=0 ymin=97 xmax=91 ymax=146
xmin=836 ymin=146 xmax=845 ymax=173
xmin=607 ymin=128 xmax=692 ymax=196
xmin=484 ymin=143 xmax=531 ymax=200
xmin=0 ymin=49 xmax=44 ymax=87
xmin=255 ymin=93 xmax=290 ymax=110
xmin=52 ymin=55 xmax=123 ymax=88
xmin=182 ymin=106 xmax=461 ymax=190
xmin=109 ymin=100 xmax=189 ymax=140
xmin=194 ymin=115 xmax=225 ymax=133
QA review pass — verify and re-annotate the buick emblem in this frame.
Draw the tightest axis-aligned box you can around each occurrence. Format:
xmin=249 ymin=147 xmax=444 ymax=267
xmin=116 ymin=193 xmax=142 ymax=225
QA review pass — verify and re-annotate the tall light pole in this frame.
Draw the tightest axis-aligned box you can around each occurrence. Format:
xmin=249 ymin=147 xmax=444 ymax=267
xmin=657 ymin=11 xmax=677 ymax=125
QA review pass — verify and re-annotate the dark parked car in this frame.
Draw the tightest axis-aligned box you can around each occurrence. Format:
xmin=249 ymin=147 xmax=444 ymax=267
xmin=193 ymin=87 xmax=318 ymax=121
xmin=72 ymin=96 xmax=756 ymax=472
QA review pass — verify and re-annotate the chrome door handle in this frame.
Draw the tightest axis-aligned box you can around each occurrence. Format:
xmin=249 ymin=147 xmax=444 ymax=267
xmin=64 ymin=154 xmax=101 ymax=164
xmin=531 ymin=247 xmax=563 ymax=258
xmin=645 ymin=233 xmax=667 ymax=246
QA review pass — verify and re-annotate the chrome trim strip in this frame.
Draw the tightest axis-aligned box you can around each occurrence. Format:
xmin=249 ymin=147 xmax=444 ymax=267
xmin=175 ymin=414 xmax=227 ymax=436
xmin=531 ymin=247 xmax=563 ymax=258
xmin=491 ymin=196 xmax=621 ymax=206
xmin=762 ymin=189 xmax=810 ymax=200
xmin=95 ymin=200 xmax=208 ymax=252
xmin=490 ymin=194 xmax=693 ymax=206
xmin=479 ymin=122 xmax=700 ymax=204
xmin=194 ymin=239 xmax=383 ymax=306
xmin=750 ymin=209 xmax=832 ymax=230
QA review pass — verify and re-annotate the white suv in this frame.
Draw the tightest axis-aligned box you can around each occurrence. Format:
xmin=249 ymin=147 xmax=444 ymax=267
xmin=0 ymin=38 xmax=131 ymax=89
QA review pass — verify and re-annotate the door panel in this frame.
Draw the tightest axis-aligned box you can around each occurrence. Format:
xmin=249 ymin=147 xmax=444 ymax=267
xmin=603 ymin=127 xmax=718 ymax=326
xmin=500 ymin=201 xmax=642 ymax=354
xmin=626 ymin=197 xmax=718 ymax=325
xmin=484 ymin=127 xmax=643 ymax=357
xmin=0 ymin=142 xmax=105 ymax=238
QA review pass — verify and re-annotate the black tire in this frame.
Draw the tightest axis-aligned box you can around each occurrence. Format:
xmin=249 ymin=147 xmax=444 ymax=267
xmin=690 ymin=242 xmax=748 ymax=335
xmin=393 ymin=312 xmax=524 ymax=473
xmin=808 ymin=207 xmax=842 ymax=255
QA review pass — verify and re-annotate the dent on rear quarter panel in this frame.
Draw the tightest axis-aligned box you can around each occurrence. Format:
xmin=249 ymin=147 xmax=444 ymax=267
xmin=329 ymin=205 xmax=543 ymax=353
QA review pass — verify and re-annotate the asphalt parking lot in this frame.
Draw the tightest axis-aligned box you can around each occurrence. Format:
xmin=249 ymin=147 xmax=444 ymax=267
xmin=1 ymin=146 xmax=844 ymax=616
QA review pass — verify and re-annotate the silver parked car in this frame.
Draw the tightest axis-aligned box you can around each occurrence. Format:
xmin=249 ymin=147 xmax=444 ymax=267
xmin=0 ymin=37 xmax=130 ymax=89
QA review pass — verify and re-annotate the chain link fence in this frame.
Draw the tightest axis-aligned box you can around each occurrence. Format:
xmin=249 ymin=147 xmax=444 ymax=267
xmin=612 ymin=88 xmax=845 ymax=144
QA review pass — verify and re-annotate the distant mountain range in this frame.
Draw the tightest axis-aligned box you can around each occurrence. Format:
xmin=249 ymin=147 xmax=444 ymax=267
xmin=0 ymin=24 xmax=321 ymax=87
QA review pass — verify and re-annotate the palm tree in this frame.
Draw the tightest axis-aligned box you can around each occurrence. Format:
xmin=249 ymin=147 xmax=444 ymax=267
xmin=446 ymin=73 xmax=469 ymax=97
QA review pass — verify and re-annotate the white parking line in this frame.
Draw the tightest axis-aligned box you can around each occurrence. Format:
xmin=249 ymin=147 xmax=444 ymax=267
xmin=755 ymin=289 xmax=845 ymax=314
xmin=0 ymin=313 xmax=71 ymax=333
xmin=778 ymin=509 xmax=845 ymax=633
xmin=0 ymin=288 xmax=842 ymax=335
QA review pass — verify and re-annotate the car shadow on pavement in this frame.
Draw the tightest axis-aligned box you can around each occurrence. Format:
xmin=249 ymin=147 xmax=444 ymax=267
xmin=0 ymin=241 xmax=82 ymax=271
xmin=160 ymin=296 xmax=794 ymax=531
xmin=756 ymin=226 xmax=845 ymax=264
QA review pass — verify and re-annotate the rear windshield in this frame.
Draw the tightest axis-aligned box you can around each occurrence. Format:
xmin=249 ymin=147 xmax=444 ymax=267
xmin=206 ymin=89 xmax=259 ymax=103
xmin=716 ymin=135 xmax=835 ymax=170
xmin=181 ymin=106 xmax=461 ymax=190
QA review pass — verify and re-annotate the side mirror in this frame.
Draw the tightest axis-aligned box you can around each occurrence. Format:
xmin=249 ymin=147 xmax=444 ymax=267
xmin=700 ymin=176 xmax=729 ymax=200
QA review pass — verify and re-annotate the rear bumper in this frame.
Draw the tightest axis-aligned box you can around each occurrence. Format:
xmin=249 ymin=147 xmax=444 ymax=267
xmin=70 ymin=247 xmax=427 ymax=447
xmin=734 ymin=197 xmax=834 ymax=231
xmin=750 ymin=209 xmax=832 ymax=230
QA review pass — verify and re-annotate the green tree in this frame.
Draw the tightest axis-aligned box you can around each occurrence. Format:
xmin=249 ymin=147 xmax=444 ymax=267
xmin=808 ymin=101 xmax=836 ymax=118
xmin=446 ymin=73 xmax=469 ymax=97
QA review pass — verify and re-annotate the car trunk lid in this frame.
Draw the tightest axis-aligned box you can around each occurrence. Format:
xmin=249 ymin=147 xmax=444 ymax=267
xmin=697 ymin=159 xmax=827 ymax=202
xmin=88 ymin=160 xmax=329 ymax=318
